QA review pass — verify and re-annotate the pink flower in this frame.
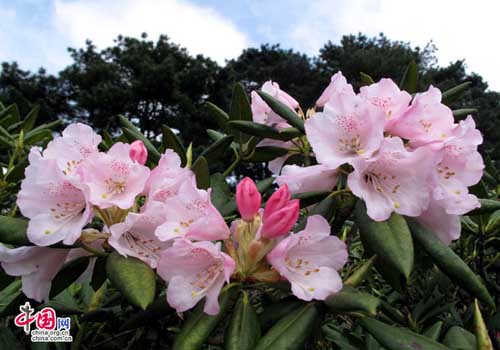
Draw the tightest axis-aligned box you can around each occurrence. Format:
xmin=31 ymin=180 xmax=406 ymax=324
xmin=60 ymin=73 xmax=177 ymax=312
xmin=348 ymin=137 xmax=435 ymax=221
xmin=157 ymin=238 xmax=235 ymax=315
xmin=261 ymin=199 xmax=300 ymax=239
xmin=109 ymin=201 xmax=171 ymax=268
xmin=305 ymin=92 xmax=385 ymax=168
xmin=129 ymin=140 xmax=148 ymax=165
xmin=78 ymin=142 xmax=150 ymax=209
xmin=251 ymin=81 xmax=299 ymax=127
xmin=316 ymin=72 xmax=355 ymax=107
xmin=277 ymin=164 xmax=338 ymax=194
xmin=144 ymin=150 xmax=194 ymax=205
xmin=391 ymin=86 xmax=455 ymax=144
xmin=267 ymin=215 xmax=347 ymax=301
xmin=359 ymin=78 xmax=411 ymax=132
xmin=17 ymin=148 xmax=93 ymax=246
xmin=414 ymin=199 xmax=461 ymax=245
xmin=155 ymin=179 xmax=230 ymax=242
xmin=236 ymin=177 xmax=262 ymax=221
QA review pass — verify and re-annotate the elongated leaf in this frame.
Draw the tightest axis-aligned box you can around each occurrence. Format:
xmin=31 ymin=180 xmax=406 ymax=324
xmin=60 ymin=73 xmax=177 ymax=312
xmin=407 ymin=219 xmax=495 ymax=308
xmin=360 ymin=318 xmax=451 ymax=350
xmin=325 ymin=286 xmax=381 ymax=316
xmin=23 ymin=129 xmax=52 ymax=145
xmin=485 ymin=209 xmax=500 ymax=234
xmin=442 ymin=82 xmax=471 ymax=104
xmin=229 ymin=83 xmax=253 ymax=144
xmin=228 ymin=120 xmax=301 ymax=141
xmin=0 ymin=216 xmax=30 ymax=245
xmin=423 ymin=321 xmax=443 ymax=341
xmin=50 ymin=256 xmax=90 ymax=298
xmin=206 ymin=101 xmax=231 ymax=134
xmin=453 ymin=108 xmax=477 ymax=119
xmin=0 ymin=280 xmax=22 ymax=317
xmin=473 ymin=300 xmax=494 ymax=350
xmin=443 ymin=326 xmax=475 ymax=350
xmin=191 ymin=156 xmax=210 ymax=189
xmin=246 ymin=146 xmax=288 ymax=162
xmin=173 ymin=287 xmax=239 ymax=350
xmin=259 ymin=299 xmax=304 ymax=331
xmin=199 ymin=135 xmax=234 ymax=163
xmin=120 ymin=298 xmax=171 ymax=331
xmin=225 ymin=291 xmax=261 ymax=350
xmin=21 ymin=106 xmax=39 ymax=132
xmin=292 ymin=191 xmax=331 ymax=209
xmin=0 ymin=326 xmax=22 ymax=349
xmin=161 ymin=125 xmax=187 ymax=166
xmin=207 ymin=129 xmax=225 ymax=141
xmin=257 ymin=91 xmax=305 ymax=133
xmin=254 ymin=303 xmax=318 ymax=350
xmin=105 ymin=252 xmax=156 ymax=310
xmin=91 ymin=256 xmax=107 ymax=291
xmin=468 ymin=198 xmax=500 ymax=215
xmin=399 ymin=60 xmax=418 ymax=93
xmin=360 ymin=72 xmax=375 ymax=85
xmin=122 ymin=128 xmax=161 ymax=163
xmin=210 ymin=173 xmax=232 ymax=212
xmin=344 ymin=255 xmax=377 ymax=287
xmin=5 ymin=157 xmax=28 ymax=182
xmin=355 ymin=202 xmax=414 ymax=287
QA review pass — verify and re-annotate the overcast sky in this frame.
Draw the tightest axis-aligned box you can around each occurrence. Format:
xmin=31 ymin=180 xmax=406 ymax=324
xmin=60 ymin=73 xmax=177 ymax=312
xmin=1 ymin=0 xmax=499 ymax=90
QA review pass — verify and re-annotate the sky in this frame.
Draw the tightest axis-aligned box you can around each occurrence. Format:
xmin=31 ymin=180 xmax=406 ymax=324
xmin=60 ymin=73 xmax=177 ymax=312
xmin=0 ymin=0 xmax=499 ymax=90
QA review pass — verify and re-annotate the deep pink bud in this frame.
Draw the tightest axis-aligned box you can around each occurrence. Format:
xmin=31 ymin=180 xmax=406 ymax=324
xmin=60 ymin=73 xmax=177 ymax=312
xmin=236 ymin=177 xmax=262 ymax=221
xmin=261 ymin=199 xmax=300 ymax=239
xmin=263 ymin=184 xmax=291 ymax=221
xmin=129 ymin=140 xmax=148 ymax=165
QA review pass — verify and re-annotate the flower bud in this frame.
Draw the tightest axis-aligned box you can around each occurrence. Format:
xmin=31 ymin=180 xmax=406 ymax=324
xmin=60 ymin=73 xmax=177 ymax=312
xmin=261 ymin=199 xmax=299 ymax=239
xmin=236 ymin=177 xmax=262 ymax=221
xmin=263 ymin=184 xmax=291 ymax=221
xmin=129 ymin=140 xmax=148 ymax=165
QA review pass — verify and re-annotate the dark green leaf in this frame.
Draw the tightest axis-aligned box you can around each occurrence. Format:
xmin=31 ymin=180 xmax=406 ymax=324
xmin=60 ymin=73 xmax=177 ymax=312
xmin=120 ymin=298 xmax=171 ymax=331
xmin=0 ymin=280 xmax=22 ymax=317
xmin=191 ymin=156 xmax=210 ymax=189
xmin=399 ymin=60 xmax=418 ymax=93
xmin=443 ymin=326 xmax=475 ymax=350
xmin=344 ymin=255 xmax=377 ymax=287
xmin=161 ymin=125 xmax=187 ymax=166
xmin=360 ymin=72 xmax=375 ymax=85
xmin=229 ymin=83 xmax=253 ymax=144
xmin=206 ymin=102 xmax=231 ymax=134
xmin=91 ymin=256 xmax=107 ymax=291
xmin=325 ymin=285 xmax=381 ymax=316
xmin=0 ymin=215 xmax=30 ymax=245
xmin=122 ymin=128 xmax=161 ymax=163
xmin=0 ymin=326 xmax=22 ymax=348
xmin=422 ymin=321 xmax=443 ymax=341
xmin=452 ymin=108 xmax=477 ymax=119
xmin=50 ymin=256 xmax=90 ymax=298
xmin=199 ymin=135 xmax=234 ymax=163
xmin=210 ymin=173 xmax=231 ymax=212
xmin=21 ymin=106 xmax=40 ymax=132
xmin=468 ymin=198 xmax=500 ymax=215
xmin=257 ymin=91 xmax=305 ymax=133
xmin=225 ymin=290 xmax=261 ymax=350
xmin=228 ymin=120 xmax=301 ymax=141
xmin=292 ymin=191 xmax=331 ymax=209
xmin=246 ymin=146 xmax=289 ymax=162
xmin=442 ymin=82 xmax=471 ymax=104
xmin=259 ymin=299 xmax=304 ymax=331
xmin=23 ymin=129 xmax=52 ymax=145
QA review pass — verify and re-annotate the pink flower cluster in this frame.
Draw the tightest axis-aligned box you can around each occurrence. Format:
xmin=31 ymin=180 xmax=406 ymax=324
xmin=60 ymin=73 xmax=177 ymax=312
xmin=0 ymin=124 xmax=348 ymax=314
xmin=252 ymin=73 xmax=484 ymax=245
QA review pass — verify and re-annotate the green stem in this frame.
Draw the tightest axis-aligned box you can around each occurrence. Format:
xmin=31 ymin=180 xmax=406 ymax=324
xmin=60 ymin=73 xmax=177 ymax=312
xmin=223 ymin=156 xmax=241 ymax=177
xmin=78 ymin=242 xmax=108 ymax=257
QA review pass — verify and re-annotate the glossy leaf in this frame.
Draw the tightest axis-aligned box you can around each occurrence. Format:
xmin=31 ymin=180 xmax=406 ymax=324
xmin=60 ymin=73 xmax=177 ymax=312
xmin=199 ymin=135 xmax=234 ymax=163
xmin=360 ymin=72 xmax=376 ymax=85
xmin=161 ymin=125 xmax=187 ymax=166
xmin=228 ymin=120 xmax=301 ymax=141
xmin=191 ymin=156 xmax=210 ymax=189
xmin=344 ymin=255 xmax=377 ymax=287
xmin=452 ymin=108 xmax=477 ymax=119
xmin=206 ymin=101 xmax=231 ymax=134
xmin=0 ymin=215 xmax=30 ymax=245
xmin=21 ymin=106 xmax=39 ymax=132
xmin=443 ymin=326 xmax=475 ymax=350
xmin=50 ymin=256 xmax=90 ymax=298
xmin=468 ymin=198 xmax=500 ymax=215
xmin=246 ymin=146 xmax=288 ymax=162
xmin=442 ymin=81 xmax=471 ymax=104
xmin=399 ymin=60 xmax=418 ymax=93
xmin=229 ymin=83 xmax=253 ymax=144
xmin=422 ymin=321 xmax=443 ymax=341
xmin=225 ymin=290 xmax=261 ymax=350
xmin=257 ymin=91 xmax=305 ymax=133
xmin=259 ymin=299 xmax=304 ymax=331
xmin=325 ymin=285 xmax=381 ymax=316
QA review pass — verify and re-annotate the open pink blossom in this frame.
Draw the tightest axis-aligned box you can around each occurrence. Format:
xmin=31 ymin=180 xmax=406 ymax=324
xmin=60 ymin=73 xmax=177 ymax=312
xmin=277 ymin=164 xmax=338 ymax=194
xmin=157 ymin=238 xmax=235 ymax=315
xmin=17 ymin=148 xmax=93 ymax=246
xmin=305 ymin=92 xmax=385 ymax=168
xmin=414 ymin=199 xmax=461 ymax=245
xmin=348 ymin=137 xmax=435 ymax=221
xmin=155 ymin=179 xmax=230 ymax=242
xmin=43 ymin=123 xmax=101 ymax=178
xmin=78 ymin=142 xmax=150 ymax=209
xmin=267 ymin=215 xmax=347 ymax=301
xmin=359 ymin=78 xmax=411 ymax=132
xmin=109 ymin=201 xmax=170 ymax=268
xmin=251 ymin=81 xmax=299 ymax=127
xmin=316 ymin=72 xmax=355 ymax=107
xmin=391 ymin=86 xmax=455 ymax=144
xmin=144 ymin=150 xmax=194 ymax=206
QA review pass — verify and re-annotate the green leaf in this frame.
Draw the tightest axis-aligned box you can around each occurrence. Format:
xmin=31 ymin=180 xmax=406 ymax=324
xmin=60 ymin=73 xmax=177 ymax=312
xmin=443 ymin=326 xmax=475 ymax=350
xmin=210 ymin=173 xmax=231 ymax=213
xmin=207 ymin=129 xmax=225 ymax=142
xmin=0 ymin=280 xmax=22 ymax=317
xmin=50 ymin=256 xmax=90 ymax=299
xmin=399 ymin=60 xmax=418 ymax=93
xmin=120 ymin=298 xmax=171 ymax=331
xmin=0 ymin=215 xmax=30 ymax=245
xmin=225 ymin=290 xmax=261 ymax=350
xmin=360 ymin=72 xmax=376 ymax=85
xmin=246 ymin=146 xmax=288 ymax=162
xmin=105 ymin=252 xmax=156 ymax=310
xmin=122 ymin=128 xmax=161 ymax=163
xmin=21 ymin=105 xmax=40 ymax=132
xmin=0 ymin=104 xmax=20 ymax=126
xmin=23 ymin=129 xmax=52 ymax=145
xmin=322 ymin=323 xmax=364 ymax=350
xmin=360 ymin=318 xmax=451 ymax=350
xmin=191 ymin=156 xmax=210 ymax=189
xmin=407 ymin=219 xmax=495 ymax=308
xmin=5 ymin=157 xmax=29 ymax=182
xmin=228 ymin=120 xmax=301 ymax=141
xmin=355 ymin=201 xmax=414 ymax=288
xmin=468 ymin=198 xmax=500 ymax=215
xmin=91 ymin=256 xmax=107 ymax=291
xmin=259 ymin=299 xmax=304 ymax=331
xmin=485 ymin=209 xmax=500 ymax=234
xmin=254 ymin=303 xmax=318 ymax=350
xmin=325 ymin=285 xmax=381 ymax=316
xmin=473 ymin=300 xmax=494 ymax=350
xmin=206 ymin=101 xmax=231 ymax=134
xmin=344 ymin=255 xmax=377 ymax=287
xmin=229 ymin=83 xmax=253 ymax=144
xmin=295 ymin=194 xmax=337 ymax=232
xmin=292 ymin=191 xmax=331 ymax=209
xmin=257 ymin=91 xmax=305 ymax=133
xmin=161 ymin=125 xmax=187 ymax=166
xmin=422 ymin=321 xmax=443 ymax=341
xmin=0 ymin=125 xmax=14 ymax=142
xmin=173 ymin=287 xmax=239 ymax=350
xmin=0 ymin=326 xmax=22 ymax=349
xmin=452 ymin=108 xmax=477 ymax=119
xmin=199 ymin=135 xmax=234 ymax=163
xmin=442 ymin=82 xmax=471 ymax=104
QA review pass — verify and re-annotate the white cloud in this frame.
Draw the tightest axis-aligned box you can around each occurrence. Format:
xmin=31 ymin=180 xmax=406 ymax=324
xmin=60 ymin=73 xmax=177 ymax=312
xmin=290 ymin=0 xmax=500 ymax=90
xmin=53 ymin=0 xmax=249 ymax=65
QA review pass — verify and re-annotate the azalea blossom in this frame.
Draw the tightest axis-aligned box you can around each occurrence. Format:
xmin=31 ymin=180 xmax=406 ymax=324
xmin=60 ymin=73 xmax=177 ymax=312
xmin=78 ymin=142 xmax=150 ymax=210
xmin=305 ymin=92 xmax=385 ymax=168
xmin=359 ymin=78 xmax=412 ymax=132
xmin=277 ymin=164 xmax=338 ymax=194
xmin=157 ymin=238 xmax=235 ymax=315
xmin=155 ymin=179 xmax=230 ymax=242
xmin=316 ymin=71 xmax=355 ymax=107
xmin=348 ymin=137 xmax=435 ymax=221
xmin=17 ymin=148 xmax=93 ymax=246
xmin=267 ymin=215 xmax=347 ymax=301
xmin=109 ymin=201 xmax=170 ymax=268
